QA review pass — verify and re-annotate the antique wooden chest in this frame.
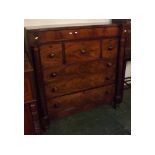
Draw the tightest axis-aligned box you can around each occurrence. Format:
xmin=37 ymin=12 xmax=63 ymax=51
xmin=25 ymin=23 xmax=126 ymax=128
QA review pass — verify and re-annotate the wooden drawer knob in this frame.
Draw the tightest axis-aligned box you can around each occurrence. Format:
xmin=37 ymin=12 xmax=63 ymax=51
xmin=51 ymin=72 xmax=57 ymax=77
xmin=49 ymin=53 xmax=55 ymax=58
xmin=108 ymin=45 xmax=113 ymax=51
xmin=80 ymin=49 xmax=86 ymax=54
xmin=107 ymin=62 xmax=113 ymax=67
xmin=51 ymin=87 xmax=58 ymax=92
xmin=53 ymin=103 xmax=59 ymax=108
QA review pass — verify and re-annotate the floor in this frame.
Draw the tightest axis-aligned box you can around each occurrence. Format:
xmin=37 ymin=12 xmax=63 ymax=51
xmin=43 ymin=88 xmax=131 ymax=135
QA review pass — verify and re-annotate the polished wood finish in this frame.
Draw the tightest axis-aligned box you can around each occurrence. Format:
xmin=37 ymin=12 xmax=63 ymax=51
xmin=65 ymin=40 xmax=100 ymax=64
xmin=27 ymin=24 xmax=120 ymax=46
xmin=24 ymin=103 xmax=34 ymax=134
xmin=44 ymin=60 xmax=116 ymax=98
xmin=40 ymin=43 xmax=63 ymax=68
xmin=43 ymin=60 xmax=116 ymax=83
xmin=112 ymin=19 xmax=131 ymax=60
xmin=61 ymin=28 xmax=93 ymax=40
xmin=32 ymin=47 xmax=49 ymax=129
xmin=94 ymin=27 xmax=119 ymax=37
xmin=24 ymin=52 xmax=41 ymax=134
xmin=102 ymin=38 xmax=119 ymax=61
xmin=25 ymin=23 xmax=126 ymax=123
xmin=47 ymin=84 xmax=115 ymax=119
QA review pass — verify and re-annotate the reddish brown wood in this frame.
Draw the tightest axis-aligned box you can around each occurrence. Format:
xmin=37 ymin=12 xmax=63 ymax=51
xmin=24 ymin=52 xmax=41 ymax=134
xmin=24 ymin=103 xmax=34 ymax=134
xmin=61 ymin=28 xmax=93 ymax=40
xmin=102 ymin=38 xmax=119 ymax=61
xmin=27 ymin=24 xmax=120 ymax=46
xmin=39 ymin=43 xmax=63 ymax=68
xmin=43 ymin=60 xmax=116 ymax=98
xmin=25 ymin=23 xmax=126 ymax=122
xmin=32 ymin=46 xmax=49 ymax=130
xmin=47 ymin=84 xmax=115 ymax=119
xmin=94 ymin=27 xmax=119 ymax=37
xmin=65 ymin=40 xmax=100 ymax=64
xmin=24 ymin=74 xmax=33 ymax=101
xmin=43 ymin=60 xmax=116 ymax=83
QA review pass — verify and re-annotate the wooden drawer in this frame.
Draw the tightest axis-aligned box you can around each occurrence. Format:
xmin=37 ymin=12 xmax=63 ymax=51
xmin=61 ymin=28 xmax=93 ymax=40
xmin=102 ymin=38 xmax=119 ymax=60
xmin=43 ymin=60 xmax=115 ymax=83
xmin=47 ymin=84 xmax=115 ymax=119
xmin=65 ymin=40 xmax=100 ymax=64
xmin=94 ymin=26 xmax=119 ymax=37
xmin=44 ymin=61 xmax=116 ymax=98
xmin=35 ymin=30 xmax=62 ymax=43
xmin=39 ymin=43 xmax=63 ymax=68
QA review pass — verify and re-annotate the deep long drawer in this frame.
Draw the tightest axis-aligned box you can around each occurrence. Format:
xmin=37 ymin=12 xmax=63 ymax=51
xmin=44 ymin=60 xmax=116 ymax=98
xmin=47 ymin=84 xmax=115 ymax=119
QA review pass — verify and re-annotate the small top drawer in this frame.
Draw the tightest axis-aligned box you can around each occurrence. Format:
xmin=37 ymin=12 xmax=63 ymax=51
xmin=61 ymin=28 xmax=93 ymax=40
xmin=65 ymin=40 xmax=100 ymax=64
xmin=39 ymin=43 xmax=63 ymax=68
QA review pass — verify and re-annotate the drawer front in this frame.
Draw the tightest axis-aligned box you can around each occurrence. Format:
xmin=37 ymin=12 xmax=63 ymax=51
xmin=43 ymin=60 xmax=115 ymax=83
xmin=102 ymin=39 xmax=119 ymax=60
xmin=47 ymin=84 xmax=115 ymax=119
xmin=38 ymin=30 xmax=61 ymax=42
xmin=94 ymin=26 xmax=120 ymax=37
xmin=39 ymin=43 xmax=63 ymax=68
xmin=61 ymin=28 xmax=93 ymax=40
xmin=44 ymin=61 xmax=116 ymax=98
xmin=65 ymin=40 xmax=100 ymax=64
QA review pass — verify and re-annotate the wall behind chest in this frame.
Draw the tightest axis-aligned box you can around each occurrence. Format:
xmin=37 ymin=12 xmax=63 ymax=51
xmin=24 ymin=19 xmax=112 ymax=28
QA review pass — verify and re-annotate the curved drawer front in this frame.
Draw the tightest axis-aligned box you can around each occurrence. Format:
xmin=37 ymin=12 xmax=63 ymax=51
xmin=47 ymin=84 xmax=115 ymax=119
xmin=102 ymin=38 xmax=119 ymax=60
xmin=65 ymin=40 xmax=100 ymax=64
xmin=39 ymin=43 xmax=63 ymax=68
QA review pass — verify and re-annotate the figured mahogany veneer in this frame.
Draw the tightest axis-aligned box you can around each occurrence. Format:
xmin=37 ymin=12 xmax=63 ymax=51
xmin=47 ymin=84 xmax=115 ymax=119
xmin=65 ymin=40 xmax=100 ymax=64
xmin=39 ymin=43 xmax=63 ymax=68
xmin=25 ymin=23 xmax=126 ymax=122
xmin=27 ymin=25 xmax=120 ymax=46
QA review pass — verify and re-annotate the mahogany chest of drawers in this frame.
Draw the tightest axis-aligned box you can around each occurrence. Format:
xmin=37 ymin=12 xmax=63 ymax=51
xmin=25 ymin=24 xmax=126 ymax=128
